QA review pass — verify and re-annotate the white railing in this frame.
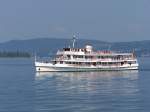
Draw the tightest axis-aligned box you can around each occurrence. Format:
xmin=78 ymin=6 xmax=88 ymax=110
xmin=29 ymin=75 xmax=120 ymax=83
xmin=54 ymin=57 xmax=136 ymax=62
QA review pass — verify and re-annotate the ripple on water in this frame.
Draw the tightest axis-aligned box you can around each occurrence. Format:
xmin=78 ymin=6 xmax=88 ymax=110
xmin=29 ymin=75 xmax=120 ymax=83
xmin=34 ymin=71 xmax=143 ymax=112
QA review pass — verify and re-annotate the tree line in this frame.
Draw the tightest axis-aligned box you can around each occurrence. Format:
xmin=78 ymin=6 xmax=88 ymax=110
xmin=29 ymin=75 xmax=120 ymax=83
xmin=0 ymin=51 xmax=31 ymax=57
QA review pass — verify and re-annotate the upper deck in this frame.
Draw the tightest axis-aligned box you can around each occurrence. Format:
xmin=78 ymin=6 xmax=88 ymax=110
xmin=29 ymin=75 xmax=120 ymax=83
xmin=56 ymin=46 xmax=133 ymax=57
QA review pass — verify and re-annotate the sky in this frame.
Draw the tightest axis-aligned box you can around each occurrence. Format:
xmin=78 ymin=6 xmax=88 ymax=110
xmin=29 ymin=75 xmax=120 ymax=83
xmin=0 ymin=0 xmax=150 ymax=42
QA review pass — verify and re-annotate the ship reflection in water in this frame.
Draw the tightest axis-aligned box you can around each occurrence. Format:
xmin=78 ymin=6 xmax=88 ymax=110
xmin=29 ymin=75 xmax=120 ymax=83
xmin=35 ymin=71 xmax=141 ymax=112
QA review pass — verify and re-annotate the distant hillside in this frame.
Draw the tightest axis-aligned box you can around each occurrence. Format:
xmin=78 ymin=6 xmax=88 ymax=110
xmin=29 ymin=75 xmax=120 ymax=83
xmin=112 ymin=40 xmax=150 ymax=56
xmin=0 ymin=38 xmax=150 ymax=57
xmin=0 ymin=38 xmax=109 ymax=56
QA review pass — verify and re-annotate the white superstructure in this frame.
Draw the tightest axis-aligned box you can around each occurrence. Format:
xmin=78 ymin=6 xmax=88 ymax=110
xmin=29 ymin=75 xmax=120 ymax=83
xmin=35 ymin=39 xmax=139 ymax=72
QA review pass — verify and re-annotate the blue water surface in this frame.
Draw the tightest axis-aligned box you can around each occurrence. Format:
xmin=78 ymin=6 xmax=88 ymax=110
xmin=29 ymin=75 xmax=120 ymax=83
xmin=0 ymin=58 xmax=150 ymax=112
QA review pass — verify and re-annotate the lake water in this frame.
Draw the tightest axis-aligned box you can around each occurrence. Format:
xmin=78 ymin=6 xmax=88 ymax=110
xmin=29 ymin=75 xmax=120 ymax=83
xmin=0 ymin=58 xmax=150 ymax=112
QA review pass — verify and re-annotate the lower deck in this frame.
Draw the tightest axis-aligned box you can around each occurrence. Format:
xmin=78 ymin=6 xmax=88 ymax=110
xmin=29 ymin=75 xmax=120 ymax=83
xmin=35 ymin=62 xmax=139 ymax=72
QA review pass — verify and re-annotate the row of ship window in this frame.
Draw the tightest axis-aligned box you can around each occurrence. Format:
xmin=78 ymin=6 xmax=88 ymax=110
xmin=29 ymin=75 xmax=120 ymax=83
xmin=53 ymin=61 xmax=136 ymax=65
xmin=57 ymin=55 xmax=133 ymax=59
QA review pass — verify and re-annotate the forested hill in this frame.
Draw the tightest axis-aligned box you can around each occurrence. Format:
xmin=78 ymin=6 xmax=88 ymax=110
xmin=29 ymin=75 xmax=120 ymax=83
xmin=0 ymin=38 xmax=150 ymax=57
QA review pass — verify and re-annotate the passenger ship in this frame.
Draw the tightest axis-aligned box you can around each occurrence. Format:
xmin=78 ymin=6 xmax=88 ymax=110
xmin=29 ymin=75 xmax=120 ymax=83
xmin=35 ymin=38 xmax=139 ymax=72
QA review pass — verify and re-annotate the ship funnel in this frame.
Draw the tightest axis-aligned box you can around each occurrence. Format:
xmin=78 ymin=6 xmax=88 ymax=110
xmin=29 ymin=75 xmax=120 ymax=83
xmin=85 ymin=45 xmax=93 ymax=52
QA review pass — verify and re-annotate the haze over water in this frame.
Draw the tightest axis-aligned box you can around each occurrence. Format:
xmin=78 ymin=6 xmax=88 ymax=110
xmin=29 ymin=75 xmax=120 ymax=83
xmin=0 ymin=58 xmax=150 ymax=112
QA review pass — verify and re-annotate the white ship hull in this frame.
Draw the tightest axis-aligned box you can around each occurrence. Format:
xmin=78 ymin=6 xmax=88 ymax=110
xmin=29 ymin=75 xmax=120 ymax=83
xmin=35 ymin=62 xmax=139 ymax=72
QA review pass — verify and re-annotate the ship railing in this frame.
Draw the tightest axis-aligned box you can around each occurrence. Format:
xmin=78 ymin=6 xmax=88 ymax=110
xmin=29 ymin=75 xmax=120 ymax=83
xmin=53 ymin=57 xmax=136 ymax=62
xmin=57 ymin=50 xmax=84 ymax=54
xmin=35 ymin=56 xmax=52 ymax=63
xmin=57 ymin=51 xmax=133 ymax=57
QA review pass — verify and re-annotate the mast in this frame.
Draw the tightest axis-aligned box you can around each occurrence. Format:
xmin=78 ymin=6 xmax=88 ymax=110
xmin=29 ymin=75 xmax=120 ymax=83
xmin=72 ymin=35 xmax=76 ymax=48
xmin=34 ymin=52 xmax=37 ymax=62
xmin=132 ymin=49 xmax=136 ymax=58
